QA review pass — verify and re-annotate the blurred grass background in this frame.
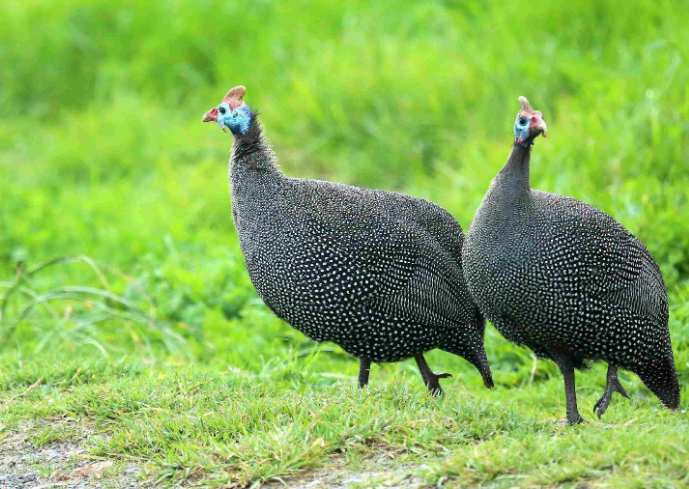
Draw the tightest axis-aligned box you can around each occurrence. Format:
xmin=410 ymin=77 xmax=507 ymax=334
xmin=1 ymin=0 xmax=689 ymax=440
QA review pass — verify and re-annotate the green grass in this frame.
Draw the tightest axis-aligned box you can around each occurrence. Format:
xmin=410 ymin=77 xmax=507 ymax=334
xmin=1 ymin=0 xmax=689 ymax=486
xmin=1 ymin=353 xmax=688 ymax=488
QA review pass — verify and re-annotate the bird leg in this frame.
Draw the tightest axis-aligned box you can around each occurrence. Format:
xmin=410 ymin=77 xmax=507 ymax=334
xmin=358 ymin=358 xmax=371 ymax=388
xmin=593 ymin=364 xmax=630 ymax=419
xmin=554 ymin=355 xmax=585 ymax=424
xmin=414 ymin=354 xmax=452 ymax=397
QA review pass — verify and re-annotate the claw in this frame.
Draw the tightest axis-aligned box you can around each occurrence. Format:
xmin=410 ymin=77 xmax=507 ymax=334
xmin=414 ymin=355 xmax=452 ymax=397
xmin=426 ymin=372 xmax=453 ymax=396
xmin=593 ymin=394 xmax=611 ymax=419
xmin=426 ymin=373 xmax=451 ymax=397
xmin=594 ymin=365 xmax=631 ymax=420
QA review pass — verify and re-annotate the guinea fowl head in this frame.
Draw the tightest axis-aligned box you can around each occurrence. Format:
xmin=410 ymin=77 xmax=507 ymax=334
xmin=201 ymin=85 xmax=253 ymax=136
xmin=514 ymin=96 xmax=547 ymax=147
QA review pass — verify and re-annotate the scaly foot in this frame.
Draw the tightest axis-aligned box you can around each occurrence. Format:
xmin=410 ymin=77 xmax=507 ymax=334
xmin=424 ymin=371 xmax=452 ymax=397
xmin=414 ymin=354 xmax=452 ymax=396
xmin=593 ymin=364 xmax=630 ymax=419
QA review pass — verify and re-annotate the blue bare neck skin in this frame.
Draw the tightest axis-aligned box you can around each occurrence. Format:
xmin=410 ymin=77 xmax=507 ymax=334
xmin=514 ymin=119 xmax=536 ymax=147
xmin=227 ymin=105 xmax=253 ymax=135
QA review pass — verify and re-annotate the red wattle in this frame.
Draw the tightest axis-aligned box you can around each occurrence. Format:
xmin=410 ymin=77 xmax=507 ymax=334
xmin=202 ymin=107 xmax=219 ymax=122
xmin=517 ymin=138 xmax=522 ymax=144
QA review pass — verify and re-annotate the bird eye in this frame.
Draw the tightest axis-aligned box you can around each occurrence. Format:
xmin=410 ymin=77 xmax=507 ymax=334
xmin=519 ymin=116 xmax=528 ymax=125
xmin=218 ymin=106 xmax=226 ymax=115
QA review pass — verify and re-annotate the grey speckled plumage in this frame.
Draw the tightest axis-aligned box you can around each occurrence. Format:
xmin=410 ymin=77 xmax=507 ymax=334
xmin=213 ymin=98 xmax=493 ymax=394
xmin=462 ymin=97 xmax=679 ymax=423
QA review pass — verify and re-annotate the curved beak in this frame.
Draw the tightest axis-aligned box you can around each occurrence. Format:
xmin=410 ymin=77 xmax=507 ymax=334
xmin=202 ymin=107 xmax=218 ymax=123
xmin=534 ymin=117 xmax=547 ymax=138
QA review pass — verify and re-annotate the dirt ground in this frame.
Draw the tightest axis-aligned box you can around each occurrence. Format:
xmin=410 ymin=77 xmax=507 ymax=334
xmin=0 ymin=421 xmax=144 ymax=489
xmin=261 ymin=459 xmax=425 ymax=489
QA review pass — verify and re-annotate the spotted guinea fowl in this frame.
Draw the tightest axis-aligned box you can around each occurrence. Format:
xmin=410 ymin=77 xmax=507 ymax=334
xmin=462 ymin=96 xmax=679 ymax=423
xmin=201 ymin=85 xmax=493 ymax=394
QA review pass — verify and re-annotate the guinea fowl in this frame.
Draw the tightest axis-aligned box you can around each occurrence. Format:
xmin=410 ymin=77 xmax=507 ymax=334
xmin=201 ymin=85 xmax=493 ymax=394
xmin=462 ymin=96 xmax=679 ymax=423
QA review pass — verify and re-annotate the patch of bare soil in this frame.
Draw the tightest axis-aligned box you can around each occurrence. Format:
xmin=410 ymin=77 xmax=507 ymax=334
xmin=262 ymin=456 xmax=427 ymax=489
xmin=0 ymin=420 xmax=144 ymax=489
